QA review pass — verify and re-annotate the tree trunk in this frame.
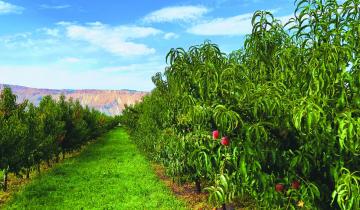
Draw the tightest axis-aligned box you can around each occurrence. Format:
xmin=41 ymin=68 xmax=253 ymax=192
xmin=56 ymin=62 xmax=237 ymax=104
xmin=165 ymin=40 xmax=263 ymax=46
xmin=195 ymin=179 xmax=201 ymax=194
xmin=62 ymin=150 xmax=66 ymax=160
xmin=56 ymin=154 xmax=60 ymax=163
xmin=3 ymin=169 xmax=8 ymax=191
xmin=47 ymin=159 xmax=51 ymax=167
xmin=26 ymin=168 xmax=30 ymax=179
xmin=222 ymin=203 xmax=226 ymax=210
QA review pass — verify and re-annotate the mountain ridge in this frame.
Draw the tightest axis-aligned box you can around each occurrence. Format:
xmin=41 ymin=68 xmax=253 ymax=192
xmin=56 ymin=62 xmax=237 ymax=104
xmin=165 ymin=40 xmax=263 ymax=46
xmin=0 ymin=84 xmax=148 ymax=116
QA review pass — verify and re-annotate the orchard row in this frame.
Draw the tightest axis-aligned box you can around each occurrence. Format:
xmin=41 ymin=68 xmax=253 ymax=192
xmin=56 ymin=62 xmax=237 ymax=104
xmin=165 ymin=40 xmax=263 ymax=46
xmin=0 ymin=87 xmax=119 ymax=191
xmin=121 ymin=0 xmax=360 ymax=209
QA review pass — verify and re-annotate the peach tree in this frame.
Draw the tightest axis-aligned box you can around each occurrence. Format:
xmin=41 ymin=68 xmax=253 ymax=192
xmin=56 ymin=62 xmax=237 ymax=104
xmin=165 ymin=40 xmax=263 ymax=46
xmin=121 ymin=0 xmax=360 ymax=209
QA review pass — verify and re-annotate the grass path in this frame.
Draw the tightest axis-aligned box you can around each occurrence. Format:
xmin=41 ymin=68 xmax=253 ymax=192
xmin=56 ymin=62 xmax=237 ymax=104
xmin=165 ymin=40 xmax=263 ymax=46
xmin=4 ymin=128 xmax=187 ymax=210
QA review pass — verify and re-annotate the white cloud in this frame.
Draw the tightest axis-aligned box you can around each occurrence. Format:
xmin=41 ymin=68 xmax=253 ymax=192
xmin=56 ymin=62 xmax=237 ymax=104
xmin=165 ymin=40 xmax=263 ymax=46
xmin=143 ymin=5 xmax=209 ymax=23
xmin=0 ymin=31 xmax=93 ymax=63
xmin=40 ymin=4 xmax=70 ymax=9
xmin=163 ymin=32 xmax=179 ymax=40
xmin=188 ymin=12 xmax=293 ymax=36
xmin=0 ymin=32 xmax=65 ymax=55
xmin=0 ymin=65 xmax=155 ymax=91
xmin=101 ymin=62 xmax=166 ymax=73
xmin=65 ymin=22 xmax=161 ymax=56
xmin=86 ymin=21 xmax=103 ymax=27
xmin=56 ymin=21 xmax=75 ymax=26
xmin=0 ymin=1 xmax=24 ymax=14
xmin=39 ymin=28 xmax=60 ymax=37
xmin=187 ymin=13 xmax=254 ymax=36
xmin=61 ymin=57 xmax=81 ymax=63
xmin=0 ymin=32 xmax=34 ymax=48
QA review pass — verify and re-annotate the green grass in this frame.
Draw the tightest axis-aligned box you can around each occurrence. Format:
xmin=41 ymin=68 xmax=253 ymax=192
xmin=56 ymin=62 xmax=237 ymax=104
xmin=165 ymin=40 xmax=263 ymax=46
xmin=4 ymin=128 xmax=188 ymax=210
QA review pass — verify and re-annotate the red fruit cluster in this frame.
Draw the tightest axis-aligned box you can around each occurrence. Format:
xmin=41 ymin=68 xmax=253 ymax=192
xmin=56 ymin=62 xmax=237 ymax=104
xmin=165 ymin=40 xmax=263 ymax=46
xmin=291 ymin=180 xmax=300 ymax=189
xmin=275 ymin=183 xmax=284 ymax=192
xmin=221 ymin=136 xmax=230 ymax=146
xmin=212 ymin=130 xmax=219 ymax=139
xmin=275 ymin=180 xmax=300 ymax=193
xmin=212 ymin=130 xmax=230 ymax=146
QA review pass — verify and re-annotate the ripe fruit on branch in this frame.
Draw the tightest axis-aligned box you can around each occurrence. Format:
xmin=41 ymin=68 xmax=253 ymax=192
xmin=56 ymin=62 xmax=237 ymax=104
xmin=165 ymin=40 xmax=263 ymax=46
xmin=212 ymin=130 xmax=219 ymax=140
xmin=221 ymin=136 xmax=229 ymax=146
xmin=275 ymin=183 xmax=284 ymax=192
xmin=291 ymin=180 xmax=300 ymax=190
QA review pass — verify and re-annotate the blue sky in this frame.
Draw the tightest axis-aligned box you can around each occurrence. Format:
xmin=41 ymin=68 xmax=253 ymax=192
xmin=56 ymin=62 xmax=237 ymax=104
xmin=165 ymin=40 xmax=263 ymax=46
xmin=0 ymin=0 xmax=295 ymax=91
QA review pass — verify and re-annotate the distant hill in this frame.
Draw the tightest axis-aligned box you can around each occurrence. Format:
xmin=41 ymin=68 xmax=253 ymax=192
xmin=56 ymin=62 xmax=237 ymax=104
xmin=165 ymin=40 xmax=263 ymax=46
xmin=0 ymin=84 xmax=148 ymax=116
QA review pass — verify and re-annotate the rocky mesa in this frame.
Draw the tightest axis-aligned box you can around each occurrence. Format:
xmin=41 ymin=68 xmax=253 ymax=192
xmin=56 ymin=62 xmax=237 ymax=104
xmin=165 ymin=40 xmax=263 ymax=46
xmin=0 ymin=84 xmax=148 ymax=116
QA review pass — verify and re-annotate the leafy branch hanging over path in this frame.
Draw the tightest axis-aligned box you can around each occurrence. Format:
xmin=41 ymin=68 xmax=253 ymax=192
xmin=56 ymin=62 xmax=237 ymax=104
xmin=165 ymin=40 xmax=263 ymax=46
xmin=4 ymin=128 xmax=187 ymax=210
